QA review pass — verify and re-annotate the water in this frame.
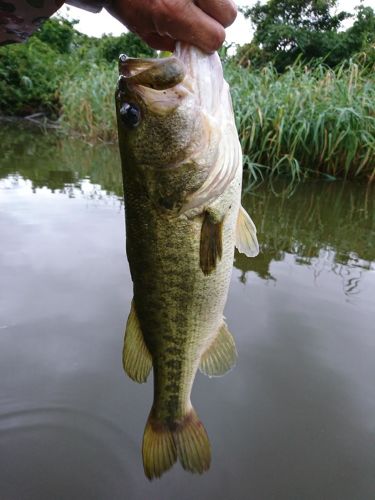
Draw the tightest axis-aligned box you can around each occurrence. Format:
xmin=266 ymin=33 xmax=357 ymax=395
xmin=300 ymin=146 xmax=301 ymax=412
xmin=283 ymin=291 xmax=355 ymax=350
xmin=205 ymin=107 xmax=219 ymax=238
xmin=1 ymin=125 xmax=374 ymax=500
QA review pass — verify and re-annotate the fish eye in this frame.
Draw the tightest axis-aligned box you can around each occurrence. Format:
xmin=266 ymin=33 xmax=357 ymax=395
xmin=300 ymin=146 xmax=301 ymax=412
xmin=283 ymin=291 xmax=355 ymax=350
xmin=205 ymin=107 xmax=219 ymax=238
xmin=120 ymin=103 xmax=141 ymax=128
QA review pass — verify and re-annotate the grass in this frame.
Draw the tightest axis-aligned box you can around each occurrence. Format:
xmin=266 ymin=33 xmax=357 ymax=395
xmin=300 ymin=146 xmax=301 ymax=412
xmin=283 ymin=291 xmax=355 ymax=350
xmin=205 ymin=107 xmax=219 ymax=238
xmin=58 ymin=57 xmax=375 ymax=182
xmin=60 ymin=63 xmax=118 ymax=143
xmin=226 ymin=58 xmax=375 ymax=183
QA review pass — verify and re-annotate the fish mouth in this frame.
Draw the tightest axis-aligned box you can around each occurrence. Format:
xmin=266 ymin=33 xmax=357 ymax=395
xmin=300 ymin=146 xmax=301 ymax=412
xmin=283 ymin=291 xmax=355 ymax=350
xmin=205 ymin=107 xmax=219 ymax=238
xmin=117 ymin=53 xmax=191 ymax=114
xmin=117 ymin=45 xmax=229 ymax=116
xmin=118 ymin=54 xmax=186 ymax=91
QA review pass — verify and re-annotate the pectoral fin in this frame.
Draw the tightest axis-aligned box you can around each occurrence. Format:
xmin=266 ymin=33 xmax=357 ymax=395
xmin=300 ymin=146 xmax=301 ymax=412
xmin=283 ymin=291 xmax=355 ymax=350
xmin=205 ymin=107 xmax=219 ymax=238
xmin=199 ymin=321 xmax=237 ymax=377
xmin=235 ymin=205 xmax=259 ymax=257
xmin=123 ymin=300 xmax=152 ymax=383
xmin=200 ymin=211 xmax=223 ymax=275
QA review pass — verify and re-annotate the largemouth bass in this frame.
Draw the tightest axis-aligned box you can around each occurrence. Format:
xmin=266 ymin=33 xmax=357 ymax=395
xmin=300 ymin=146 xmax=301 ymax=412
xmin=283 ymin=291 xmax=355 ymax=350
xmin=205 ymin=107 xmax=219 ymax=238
xmin=115 ymin=43 xmax=259 ymax=480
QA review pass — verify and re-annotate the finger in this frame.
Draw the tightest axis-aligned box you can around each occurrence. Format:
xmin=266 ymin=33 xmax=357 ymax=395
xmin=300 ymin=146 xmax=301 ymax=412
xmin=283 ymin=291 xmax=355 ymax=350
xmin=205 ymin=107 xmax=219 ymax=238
xmin=153 ymin=1 xmax=226 ymax=53
xmin=196 ymin=0 xmax=237 ymax=28
xmin=141 ymin=33 xmax=176 ymax=52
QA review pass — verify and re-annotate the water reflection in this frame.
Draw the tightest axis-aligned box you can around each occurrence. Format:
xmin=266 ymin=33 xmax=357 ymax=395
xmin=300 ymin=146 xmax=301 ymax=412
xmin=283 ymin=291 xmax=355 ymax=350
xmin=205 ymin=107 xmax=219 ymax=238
xmin=236 ymin=180 xmax=375 ymax=296
xmin=1 ymin=124 xmax=373 ymax=286
xmin=1 ymin=124 xmax=375 ymax=499
xmin=0 ymin=124 xmax=123 ymax=198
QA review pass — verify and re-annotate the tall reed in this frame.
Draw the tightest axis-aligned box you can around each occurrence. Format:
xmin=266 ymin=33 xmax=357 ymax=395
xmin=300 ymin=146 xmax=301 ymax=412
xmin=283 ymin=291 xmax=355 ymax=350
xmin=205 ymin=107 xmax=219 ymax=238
xmin=226 ymin=59 xmax=375 ymax=182
xmin=59 ymin=58 xmax=375 ymax=181
xmin=60 ymin=63 xmax=117 ymax=142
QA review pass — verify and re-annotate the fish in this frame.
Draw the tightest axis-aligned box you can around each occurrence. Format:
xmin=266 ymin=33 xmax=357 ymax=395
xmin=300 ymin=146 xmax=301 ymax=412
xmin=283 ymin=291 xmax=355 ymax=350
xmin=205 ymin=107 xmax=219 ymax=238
xmin=115 ymin=43 xmax=259 ymax=480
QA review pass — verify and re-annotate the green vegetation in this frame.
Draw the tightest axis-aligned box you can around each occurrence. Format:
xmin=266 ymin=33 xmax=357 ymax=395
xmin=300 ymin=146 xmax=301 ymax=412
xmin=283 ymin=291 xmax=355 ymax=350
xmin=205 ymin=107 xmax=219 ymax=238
xmin=239 ymin=0 xmax=375 ymax=71
xmin=0 ymin=18 xmax=155 ymax=118
xmin=0 ymin=4 xmax=374 ymax=182
xmin=60 ymin=64 xmax=117 ymax=141
xmin=0 ymin=36 xmax=61 ymax=116
xmin=227 ymin=58 xmax=375 ymax=182
xmin=58 ymin=56 xmax=375 ymax=181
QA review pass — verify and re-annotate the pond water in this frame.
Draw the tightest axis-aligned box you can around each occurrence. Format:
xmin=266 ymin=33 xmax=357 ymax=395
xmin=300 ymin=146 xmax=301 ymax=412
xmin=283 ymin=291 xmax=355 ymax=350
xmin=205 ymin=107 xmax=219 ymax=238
xmin=0 ymin=125 xmax=374 ymax=500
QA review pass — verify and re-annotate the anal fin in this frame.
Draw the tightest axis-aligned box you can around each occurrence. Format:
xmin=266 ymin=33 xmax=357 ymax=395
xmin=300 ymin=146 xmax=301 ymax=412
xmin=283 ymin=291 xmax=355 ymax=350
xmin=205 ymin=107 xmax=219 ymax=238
xmin=199 ymin=321 xmax=237 ymax=377
xmin=236 ymin=205 xmax=259 ymax=257
xmin=200 ymin=211 xmax=223 ymax=275
xmin=123 ymin=300 xmax=152 ymax=383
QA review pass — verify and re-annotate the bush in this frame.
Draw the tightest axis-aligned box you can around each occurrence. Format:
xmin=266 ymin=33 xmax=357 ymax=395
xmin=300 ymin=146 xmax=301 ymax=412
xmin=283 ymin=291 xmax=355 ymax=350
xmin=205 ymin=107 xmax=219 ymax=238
xmin=0 ymin=21 xmax=155 ymax=117
xmin=34 ymin=18 xmax=77 ymax=54
xmin=0 ymin=37 xmax=62 ymax=116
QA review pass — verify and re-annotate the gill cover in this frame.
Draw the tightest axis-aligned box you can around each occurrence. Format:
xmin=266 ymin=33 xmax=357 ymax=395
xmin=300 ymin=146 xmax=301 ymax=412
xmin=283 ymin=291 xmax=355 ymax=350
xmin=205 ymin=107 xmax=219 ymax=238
xmin=116 ymin=45 xmax=241 ymax=215
xmin=174 ymin=43 xmax=242 ymax=214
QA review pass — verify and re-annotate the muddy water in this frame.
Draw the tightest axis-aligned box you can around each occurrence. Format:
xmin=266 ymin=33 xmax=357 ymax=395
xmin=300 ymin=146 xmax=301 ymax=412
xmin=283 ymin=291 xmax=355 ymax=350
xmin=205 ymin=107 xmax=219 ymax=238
xmin=1 ymin=126 xmax=374 ymax=500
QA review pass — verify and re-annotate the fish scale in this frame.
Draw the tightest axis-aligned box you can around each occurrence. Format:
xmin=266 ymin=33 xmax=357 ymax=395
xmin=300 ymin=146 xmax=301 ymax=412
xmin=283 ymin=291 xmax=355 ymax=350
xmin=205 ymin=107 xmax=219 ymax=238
xmin=127 ymin=183 xmax=237 ymax=418
xmin=116 ymin=43 xmax=259 ymax=479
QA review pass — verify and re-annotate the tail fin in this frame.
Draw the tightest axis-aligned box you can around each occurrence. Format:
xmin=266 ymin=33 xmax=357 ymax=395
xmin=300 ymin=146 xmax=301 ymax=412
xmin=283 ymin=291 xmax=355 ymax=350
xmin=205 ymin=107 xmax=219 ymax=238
xmin=142 ymin=416 xmax=177 ymax=479
xmin=174 ymin=409 xmax=211 ymax=474
xmin=142 ymin=408 xmax=211 ymax=480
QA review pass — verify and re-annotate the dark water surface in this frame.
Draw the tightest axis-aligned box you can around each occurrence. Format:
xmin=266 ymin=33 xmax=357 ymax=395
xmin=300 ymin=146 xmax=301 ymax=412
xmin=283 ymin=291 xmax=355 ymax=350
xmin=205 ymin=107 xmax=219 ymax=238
xmin=1 ymin=126 xmax=374 ymax=500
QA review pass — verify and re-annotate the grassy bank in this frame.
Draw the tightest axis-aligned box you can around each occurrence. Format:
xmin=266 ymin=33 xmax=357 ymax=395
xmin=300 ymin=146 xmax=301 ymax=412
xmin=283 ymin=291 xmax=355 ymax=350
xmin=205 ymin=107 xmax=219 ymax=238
xmin=58 ymin=57 xmax=375 ymax=182
xmin=226 ymin=59 xmax=375 ymax=182
xmin=1 ymin=19 xmax=374 ymax=182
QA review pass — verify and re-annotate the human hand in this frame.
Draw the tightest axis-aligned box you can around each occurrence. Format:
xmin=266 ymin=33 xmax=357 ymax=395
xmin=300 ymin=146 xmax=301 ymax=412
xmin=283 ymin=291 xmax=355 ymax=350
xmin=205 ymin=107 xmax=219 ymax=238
xmin=106 ymin=0 xmax=237 ymax=53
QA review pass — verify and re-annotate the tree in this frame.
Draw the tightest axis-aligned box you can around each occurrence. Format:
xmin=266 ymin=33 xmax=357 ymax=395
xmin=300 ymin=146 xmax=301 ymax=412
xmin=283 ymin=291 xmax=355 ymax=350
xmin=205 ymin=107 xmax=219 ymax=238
xmin=98 ymin=32 xmax=156 ymax=63
xmin=241 ymin=0 xmax=351 ymax=70
xmin=343 ymin=5 xmax=375 ymax=56
xmin=34 ymin=18 xmax=77 ymax=54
